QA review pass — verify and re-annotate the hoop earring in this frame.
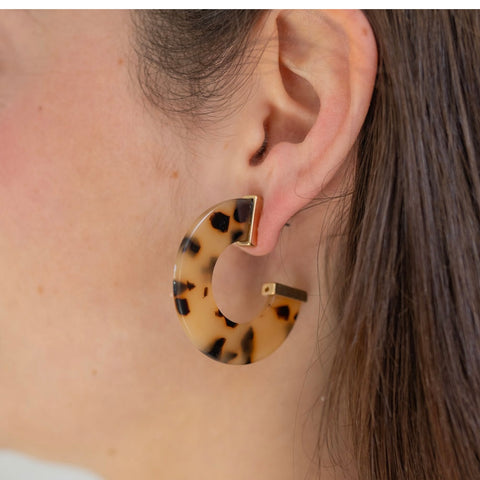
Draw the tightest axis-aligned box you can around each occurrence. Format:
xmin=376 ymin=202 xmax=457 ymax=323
xmin=173 ymin=195 xmax=307 ymax=365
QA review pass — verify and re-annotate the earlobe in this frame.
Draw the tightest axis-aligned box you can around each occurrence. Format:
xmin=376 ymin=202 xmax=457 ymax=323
xmin=247 ymin=10 xmax=378 ymax=256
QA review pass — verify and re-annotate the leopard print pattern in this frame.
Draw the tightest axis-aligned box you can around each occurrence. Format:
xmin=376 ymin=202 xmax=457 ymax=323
xmin=173 ymin=196 xmax=306 ymax=365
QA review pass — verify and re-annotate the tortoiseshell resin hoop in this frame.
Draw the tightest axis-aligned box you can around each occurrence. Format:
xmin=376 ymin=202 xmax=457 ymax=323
xmin=173 ymin=195 xmax=307 ymax=365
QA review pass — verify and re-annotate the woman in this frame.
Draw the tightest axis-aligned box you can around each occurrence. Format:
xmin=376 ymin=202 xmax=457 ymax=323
xmin=0 ymin=10 xmax=479 ymax=480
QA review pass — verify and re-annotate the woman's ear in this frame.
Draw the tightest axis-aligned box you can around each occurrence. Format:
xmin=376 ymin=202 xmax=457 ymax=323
xmin=244 ymin=10 xmax=377 ymax=255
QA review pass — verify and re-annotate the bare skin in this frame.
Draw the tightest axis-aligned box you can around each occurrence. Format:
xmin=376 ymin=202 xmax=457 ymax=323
xmin=0 ymin=10 xmax=376 ymax=480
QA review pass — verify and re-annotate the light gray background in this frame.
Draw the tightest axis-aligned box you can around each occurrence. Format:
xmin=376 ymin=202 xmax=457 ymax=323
xmin=0 ymin=450 xmax=102 ymax=480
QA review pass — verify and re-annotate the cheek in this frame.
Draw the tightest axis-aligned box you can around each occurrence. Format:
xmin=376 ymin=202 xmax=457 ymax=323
xmin=0 ymin=12 xmax=198 ymax=457
xmin=0 ymin=73 xmax=150 ymax=243
xmin=0 ymin=63 xmax=185 ymax=317
xmin=0 ymin=66 xmax=188 ymax=448
xmin=0 ymin=108 xmax=75 ymax=248
xmin=0 ymin=90 xmax=80 ymax=229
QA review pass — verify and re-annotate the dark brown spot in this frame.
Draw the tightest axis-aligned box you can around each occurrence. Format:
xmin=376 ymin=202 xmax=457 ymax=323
xmin=207 ymin=338 xmax=226 ymax=359
xmin=275 ymin=305 xmax=290 ymax=320
xmin=173 ymin=280 xmax=195 ymax=296
xmin=234 ymin=199 xmax=252 ymax=223
xmin=202 ymin=257 xmax=218 ymax=275
xmin=231 ymin=229 xmax=245 ymax=243
xmin=175 ymin=298 xmax=190 ymax=316
xmin=215 ymin=309 xmax=237 ymax=327
xmin=180 ymin=236 xmax=200 ymax=255
xmin=224 ymin=351 xmax=238 ymax=362
xmin=241 ymin=327 xmax=254 ymax=361
xmin=203 ymin=287 xmax=208 ymax=297
xmin=224 ymin=317 xmax=237 ymax=328
xmin=210 ymin=212 xmax=230 ymax=232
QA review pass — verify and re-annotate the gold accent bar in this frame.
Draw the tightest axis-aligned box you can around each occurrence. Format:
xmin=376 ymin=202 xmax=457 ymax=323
xmin=236 ymin=195 xmax=263 ymax=247
xmin=261 ymin=282 xmax=308 ymax=302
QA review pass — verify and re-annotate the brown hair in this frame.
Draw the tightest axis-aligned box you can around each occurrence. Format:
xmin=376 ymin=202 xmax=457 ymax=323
xmin=133 ymin=10 xmax=480 ymax=480
xmin=326 ymin=10 xmax=480 ymax=480
xmin=132 ymin=10 xmax=262 ymax=118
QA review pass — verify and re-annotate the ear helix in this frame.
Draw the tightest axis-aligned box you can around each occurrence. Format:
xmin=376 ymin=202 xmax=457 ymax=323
xmin=173 ymin=195 xmax=307 ymax=365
